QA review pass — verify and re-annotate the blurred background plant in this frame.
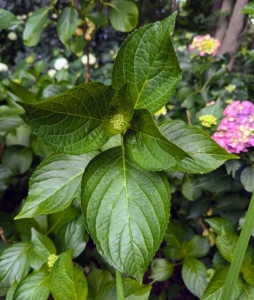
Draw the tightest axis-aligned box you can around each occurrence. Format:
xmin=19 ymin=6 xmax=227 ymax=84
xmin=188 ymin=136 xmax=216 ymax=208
xmin=1 ymin=0 xmax=254 ymax=299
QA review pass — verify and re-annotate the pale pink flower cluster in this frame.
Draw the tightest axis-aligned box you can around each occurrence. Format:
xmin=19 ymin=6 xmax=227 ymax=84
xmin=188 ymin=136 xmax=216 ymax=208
xmin=212 ymin=101 xmax=254 ymax=153
xmin=189 ymin=34 xmax=221 ymax=56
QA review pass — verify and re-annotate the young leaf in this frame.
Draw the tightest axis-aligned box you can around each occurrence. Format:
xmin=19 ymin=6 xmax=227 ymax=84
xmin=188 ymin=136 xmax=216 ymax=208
xmin=55 ymin=215 xmax=87 ymax=259
xmin=81 ymin=146 xmax=170 ymax=281
xmin=182 ymin=257 xmax=208 ymax=298
xmin=50 ymin=250 xmax=88 ymax=300
xmin=149 ymin=258 xmax=174 ymax=282
xmin=31 ymin=228 xmax=56 ymax=261
xmin=13 ymin=270 xmax=50 ymax=300
xmin=159 ymin=120 xmax=238 ymax=174
xmin=0 ymin=9 xmax=22 ymax=29
xmin=201 ymin=267 xmax=243 ymax=300
xmin=57 ymin=7 xmax=79 ymax=45
xmin=124 ymin=109 xmax=190 ymax=171
xmin=15 ymin=152 xmax=95 ymax=219
xmin=96 ymin=277 xmax=151 ymax=299
xmin=107 ymin=0 xmax=138 ymax=32
xmin=2 ymin=146 xmax=33 ymax=175
xmin=23 ymin=8 xmax=49 ymax=46
xmin=20 ymin=83 xmax=114 ymax=154
xmin=0 ymin=242 xmax=32 ymax=294
xmin=112 ymin=12 xmax=181 ymax=113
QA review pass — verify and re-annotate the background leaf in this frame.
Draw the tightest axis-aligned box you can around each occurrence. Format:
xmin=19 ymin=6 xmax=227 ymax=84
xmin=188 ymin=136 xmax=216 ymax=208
xmin=149 ymin=258 xmax=174 ymax=281
xmin=81 ymin=146 xmax=170 ymax=280
xmin=20 ymin=83 xmax=114 ymax=154
xmin=182 ymin=257 xmax=208 ymax=298
xmin=31 ymin=228 xmax=56 ymax=261
xmin=23 ymin=7 xmax=49 ymax=46
xmin=57 ymin=7 xmax=79 ymax=45
xmin=13 ymin=270 xmax=50 ymax=300
xmin=124 ymin=109 xmax=190 ymax=171
xmin=159 ymin=120 xmax=237 ymax=174
xmin=55 ymin=215 xmax=87 ymax=258
xmin=107 ymin=0 xmax=138 ymax=32
xmin=0 ymin=9 xmax=22 ymax=29
xmin=50 ymin=250 xmax=88 ymax=300
xmin=240 ymin=166 xmax=254 ymax=192
xmin=112 ymin=12 xmax=181 ymax=113
xmin=15 ymin=152 xmax=94 ymax=219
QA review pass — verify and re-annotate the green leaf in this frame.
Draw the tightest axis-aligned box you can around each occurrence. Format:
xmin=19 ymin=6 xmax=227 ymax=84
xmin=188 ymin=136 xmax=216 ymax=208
xmin=27 ymin=247 xmax=45 ymax=270
xmin=0 ymin=242 xmax=32 ymax=294
xmin=163 ymin=219 xmax=184 ymax=247
xmin=0 ymin=116 xmax=24 ymax=134
xmin=197 ymin=170 xmax=232 ymax=193
xmin=182 ymin=235 xmax=210 ymax=259
xmin=15 ymin=152 xmax=94 ymax=219
xmin=57 ymin=7 xmax=79 ymax=45
xmin=241 ymin=166 xmax=254 ymax=192
xmin=13 ymin=270 xmax=50 ymax=300
xmin=205 ymin=218 xmax=235 ymax=235
xmin=102 ymin=83 xmax=134 ymax=136
xmin=6 ymin=280 xmax=18 ymax=300
xmin=0 ymin=165 xmax=12 ymax=197
xmin=87 ymin=12 xmax=108 ymax=26
xmin=239 ymin=282 xmax=254 ymax=299
xmin=23 ymin=8 xmax=49 ymax=46
xmin=241 ymin=2 xmax=254 ymax=14
xmin=196 ymin=99 xmax=223 ymax=123
xmin=40 ymin=85 xmax=68 ymax=101
xmin=8 ymin=82 xmax=37 ymax=104
xmin=31 ymin=228 xmax=56 ymax=261
xmin=216 ymin=229 xmax=238 ymax=263
xmin=181 ymin=175 xmax=202 ymax=201
xmin=201 ymin=267 xmax=242 ymax=300
xmin=81 ymin=146 xmax=170 ymax=281
xmin=107 ymin=0 xmax=138 ymax=32
xmin=47 ymin=204 xmax=79 ymax=235
xmin=182 ymin=257 xmax=208 ymax=298
xmin=242 ymin=265 xmax=254 ymax=286
xmin=30 ymin=135 xmax=53 ymax=158
xmin=50 ymin=250 xmax=88 ymax=300
xmin=96 ymin=278 xmax=151 ymax=300
xmin=112 ymin=13 xmax=181 ymax=113
xmin=0 ymin=9 xmax=22 ymax=29
xmin=124 ymin=109 xmax=190 ymax=171
xmin=159 ymin=120 xmax=238 ymax=174
xmin=87 ymin=269 xmax=113 ymax=300
xmin=20 ymin=83 xmax=114 ymax=154
xmin=55 ymin=215 xmax=87 ymax=258
xmin=2 ymin=146 xmax=33 ymax=175
xmin=149 ymin=258 xmax=174 ymax=282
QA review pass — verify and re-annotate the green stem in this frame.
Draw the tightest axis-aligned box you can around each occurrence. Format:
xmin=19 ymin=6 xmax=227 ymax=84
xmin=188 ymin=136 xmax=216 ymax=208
xmin=116 ymin=269 xmax=124 ymax=300
xmin=220 ymin=192 xmax=254 ymax=300
xmin=49 ymin=0 xmax=59 ymax=16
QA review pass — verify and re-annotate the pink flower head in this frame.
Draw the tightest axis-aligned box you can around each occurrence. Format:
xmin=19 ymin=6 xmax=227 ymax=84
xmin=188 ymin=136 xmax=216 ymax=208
xmin=212 ymin=100 xmax=254 ymax=153
xmin=189 ymin=34 xmax=220 ymax=57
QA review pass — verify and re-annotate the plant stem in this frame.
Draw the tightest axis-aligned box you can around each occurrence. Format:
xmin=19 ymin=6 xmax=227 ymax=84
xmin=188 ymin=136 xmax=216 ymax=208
xmin=220 ymin=192 xmax=254 ymax=300
xmin=49 ymin=0 xmax=59 ymax=16
xmin=116 ymin=269 xmax=124 ymax=300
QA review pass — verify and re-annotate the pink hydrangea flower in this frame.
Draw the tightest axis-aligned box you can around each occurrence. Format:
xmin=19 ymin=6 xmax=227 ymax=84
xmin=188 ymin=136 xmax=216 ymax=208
xmin=212 ymin=101 xmax=254 ymax=153
xmin=189 ymin=34 xmax=221 ymax=56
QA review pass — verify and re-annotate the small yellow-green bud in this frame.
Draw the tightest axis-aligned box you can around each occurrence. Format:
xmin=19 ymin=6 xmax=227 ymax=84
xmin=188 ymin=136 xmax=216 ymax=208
xmin=199 ymin=115 xmax=217 ymax=128
xmin=154 ymin=106 xmax=167 ymax=117
xmin=224 ymin=84 xmax=236 ymax=93
xmin=47 ymin=254 xmax=58 ymax=271
xmin=110 ymin=114 xmax=127 ymax=131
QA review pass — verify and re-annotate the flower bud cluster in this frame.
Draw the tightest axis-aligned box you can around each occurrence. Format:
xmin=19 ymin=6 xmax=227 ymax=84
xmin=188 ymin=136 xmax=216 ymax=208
xmin=189 ymin=34 xmax=220 ymax=56
xmin=212 ymin=101 xmax=254 ymax=153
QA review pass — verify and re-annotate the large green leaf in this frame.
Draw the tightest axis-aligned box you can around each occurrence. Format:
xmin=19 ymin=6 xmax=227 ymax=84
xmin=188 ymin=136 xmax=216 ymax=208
xmin=31 ymin=228 xmax=56 ymax=261
xmin=15 ymin=152 xmax=94 ymax=219
xmin=20 ymin=83 xmax=114 ymax=154
xmin=124 ymin=109 xmax=190 ymax=171
xmin=57 ymin=7 xmax=79 ymax=45
xmin=182 ymin=257 xmax=208 ymax=298
xmin=13 ymin=270 xmax=50 ymax=300
xmin=107 ymin=0 xmax=138 ymax=32
xmin=0 ymin=9 xmax=22 ymax=29
xmin=81 ymin=146 xmax=170 ymax=280
xmin=96 ymin=278 xmax=151 ymax=300
xmin=23 ymin=7 xmax=49 ymax=46
xmin=159 ymin=120 xmax=238 ymax=174
xmin=55 ymin=215 xmax=87 ymax=258
xmin=50 ymin=250 xmax=88 ymax=300
xmin=0 ymin=242 xmax=32 ymax=294
xmin=111 ymin=13 xmax=181 ymax=113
